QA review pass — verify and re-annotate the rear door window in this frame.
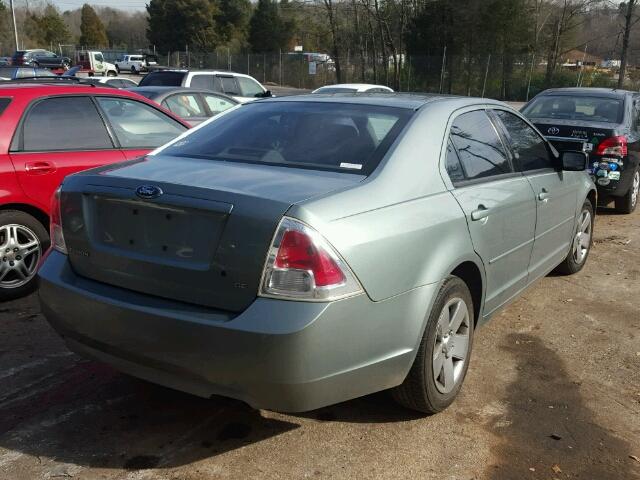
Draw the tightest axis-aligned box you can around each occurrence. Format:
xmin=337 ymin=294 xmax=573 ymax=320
xmin=21 ymin=96 xmax=113 ymax=151
xmin=450 ymin=110 xmax=512 ymax=181
xmin=96 ymin=97 xmax=187 ymax=148
xmin=493 ymin=110 xmax=553 ymax=171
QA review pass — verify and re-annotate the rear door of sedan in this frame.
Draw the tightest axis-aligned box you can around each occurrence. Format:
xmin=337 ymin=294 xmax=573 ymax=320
xmin=492 ymin=109 xmax=578 ymax=279
xmin=445 ymin=109 xmax=537 ymax=315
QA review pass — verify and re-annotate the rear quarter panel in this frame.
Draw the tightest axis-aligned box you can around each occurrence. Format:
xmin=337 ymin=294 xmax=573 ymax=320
xmin=289 ymin=99 xmax=486 ymax=303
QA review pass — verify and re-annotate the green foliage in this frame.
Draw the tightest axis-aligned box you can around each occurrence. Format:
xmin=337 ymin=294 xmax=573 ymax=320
xmin=79 ymin=4 xmax=108 ymax=47
xmin=216 ymin=0 xmax=251 ymax=46
xmin=248 ymin=0 xmax=293 ymax=53
xmin=147 ymin=0 xmax=219 ymax=52
xmin=0 ymin=1 xmax=15 ymax=53
xmin=39 ymin=5 xmax=70 ymax=46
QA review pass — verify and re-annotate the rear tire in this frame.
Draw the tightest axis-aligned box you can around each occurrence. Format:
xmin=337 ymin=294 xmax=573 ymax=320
xmin=131 ymin=66 xmax=137 ymax=74
xmin=555 ymin=199 xmax=593 ymax=275
xmin=107 ymin=70 xmax=117 ymax=77
xmin=614 ymin=168 xmax=639 ymax=214
xmin=392 ymin=276 xmax=474 ymax=414
xmin=0 ymin=210 xmax=49 ymax=301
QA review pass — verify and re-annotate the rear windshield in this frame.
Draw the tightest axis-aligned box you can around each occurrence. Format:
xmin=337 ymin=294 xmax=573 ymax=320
xmin=0 ymin=98 xmax=11 ymax=116
xmin=161 ymin=101 xmax=412 ymax=174
xmin=523 ymin=95 xmax=623 ymax=124
xmin=139 ymin=71 xmax=186 ymax=87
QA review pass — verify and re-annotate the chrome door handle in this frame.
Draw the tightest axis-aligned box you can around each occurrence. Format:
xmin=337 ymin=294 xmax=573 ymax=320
xmin=25 ymin=161 xmax=55 ymax=174
xmin=471 ymin=205 xmax=490 ymax=221
xmin=538 ymin=188 xmax=549 ymax=202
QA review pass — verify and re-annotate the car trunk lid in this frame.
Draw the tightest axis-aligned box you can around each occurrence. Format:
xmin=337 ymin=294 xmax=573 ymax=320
xmin=61 ymin=156 xmax=363 ymax=312
xmin=531 ymin=118 xmax=620 ymax=154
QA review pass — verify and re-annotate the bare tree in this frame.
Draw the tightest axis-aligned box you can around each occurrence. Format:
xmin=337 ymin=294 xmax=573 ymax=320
xmin=618 ymin=0 xmax=637 ymax=88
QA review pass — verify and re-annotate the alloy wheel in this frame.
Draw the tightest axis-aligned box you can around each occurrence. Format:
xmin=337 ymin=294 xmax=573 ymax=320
xmin=432 ymin=297 xmax=471 ymax=394
xmin=0 ymin=224 xmax=42 ymax=289
xmin=572 ymin=210 xmax=592 ymax=265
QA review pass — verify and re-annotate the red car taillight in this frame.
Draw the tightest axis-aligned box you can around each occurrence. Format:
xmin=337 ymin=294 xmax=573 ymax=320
xmin=595 ymin=136 xmax=627 ymax=157
xmin=50 ymin=187 xmax=67 ymax=254
xmin=260 ymin=217 xmax=363 ymax=301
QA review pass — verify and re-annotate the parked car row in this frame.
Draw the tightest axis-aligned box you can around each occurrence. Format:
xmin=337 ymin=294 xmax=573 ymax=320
xmin=36 ymin=91 xmax=595 ymax=415
xmin=0 ymin=73 xmax=632 ymax=416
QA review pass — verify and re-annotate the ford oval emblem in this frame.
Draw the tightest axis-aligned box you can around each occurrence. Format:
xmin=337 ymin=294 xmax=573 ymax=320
xmin=548 ymin=127 xmax=560 ymax=135
xmin=136 ymin=185 xmax=163 ymax=199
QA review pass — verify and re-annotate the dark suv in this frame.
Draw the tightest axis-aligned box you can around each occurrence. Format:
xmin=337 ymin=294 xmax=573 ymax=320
xmin=522 ymin=88 xmax=640 ymax=213
xmin=12 ymin=50 xmax=71 ymax=69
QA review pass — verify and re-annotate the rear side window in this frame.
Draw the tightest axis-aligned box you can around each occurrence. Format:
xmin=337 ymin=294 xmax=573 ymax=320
xmin=139 ymin=71 xmax=186 ymax=87
xmin=22 ymin=96 xmax=113 ymax=151
xmin=494 ymin=110 xmax=552 ymax=171
xmin=203 ymin=94 xmax=236 ymax=115
xmin=220 ymin=77 xmax=240 ymax=95
xmin=96 ymin=97 xmax=187 ymax=148
xmin=450 ymin=110 xmax=512 ymax=181
xmin=236 ymin=77 xmax=264 ymax=97
xmin=162 ymin=93 xmax=206 ymax=119
xmin=190 ymin=74 xmax=214 ymax=90
xmin=161 ymin=101 xmax=412 ymax=175
xmin=0 ymin=98 xmax=11 ymax=116
xmin=445 ymin=140 xmax=465 ymax=185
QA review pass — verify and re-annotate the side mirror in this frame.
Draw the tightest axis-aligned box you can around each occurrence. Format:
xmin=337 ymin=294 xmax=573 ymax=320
xmin=561 ymin=151 xmax=588 ymax=171
xmin=258 ymin=90 xmax=273 ymax=98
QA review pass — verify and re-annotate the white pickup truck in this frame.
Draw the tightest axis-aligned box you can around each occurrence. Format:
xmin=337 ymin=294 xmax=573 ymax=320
xmin=115 ymin=55 xmax=145 ymax=74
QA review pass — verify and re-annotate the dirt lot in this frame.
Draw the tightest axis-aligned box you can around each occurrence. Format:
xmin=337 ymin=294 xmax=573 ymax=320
xmin=0 ymin=205 xmax=639 ymax=480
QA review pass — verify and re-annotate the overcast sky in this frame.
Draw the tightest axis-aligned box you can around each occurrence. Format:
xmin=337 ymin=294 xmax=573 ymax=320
xmin=31 ymin=0 xmax=149 ymax=11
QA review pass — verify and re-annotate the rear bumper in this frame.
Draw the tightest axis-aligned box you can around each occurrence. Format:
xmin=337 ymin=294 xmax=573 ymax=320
xmin=589 ymin=155 xmax=638 ymax=197
xmin=38 ymin=251 xmax=438 ymax=412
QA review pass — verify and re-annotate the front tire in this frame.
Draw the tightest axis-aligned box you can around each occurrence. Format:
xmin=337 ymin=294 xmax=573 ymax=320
xmin=555 ymin=199 xmax=593 ymax=275
xmin=614 ymin=168 xmax=639 ymax=214
xmin=392 ymin=276 xmax=474 ymax=414
xmin=131 ymin=66 xmax=137 ymax=74
xmin=0 ymin=210 xmax=49 ymax=301
xmin=115 ymin=65 xmax=120 ymax=73
xmin=107 ymin=70 xmax=117 ymax=77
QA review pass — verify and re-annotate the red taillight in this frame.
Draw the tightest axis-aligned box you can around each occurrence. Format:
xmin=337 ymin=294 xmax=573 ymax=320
xmin=49 ymin=187 xmax=67 ymax=254
xmin=260 ymin=217 xmax=363 ymax=301
xmin=274 ymin=230 xmax=345 ymax=287
xmin=595 ymin=136 xmax=627 ymax=157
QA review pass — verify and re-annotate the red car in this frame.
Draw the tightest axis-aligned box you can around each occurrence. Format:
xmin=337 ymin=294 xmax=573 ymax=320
xmin=0 ymin=82 xmax=190 ymax=299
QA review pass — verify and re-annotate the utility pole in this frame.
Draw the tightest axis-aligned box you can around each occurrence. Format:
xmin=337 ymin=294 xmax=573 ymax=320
xmin=9 ymin=0 xmax=19 ymax=51
xmin=618 ymin=0 xmax=636 ymax=89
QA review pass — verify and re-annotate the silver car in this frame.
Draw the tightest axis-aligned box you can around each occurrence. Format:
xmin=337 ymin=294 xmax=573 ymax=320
xmin=38 ymin=95 xmax=596 ymax=413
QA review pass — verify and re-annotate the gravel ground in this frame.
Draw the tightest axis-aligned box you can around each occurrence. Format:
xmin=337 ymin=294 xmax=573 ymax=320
xmin=0 ymin=204 xmax=638 ymax=479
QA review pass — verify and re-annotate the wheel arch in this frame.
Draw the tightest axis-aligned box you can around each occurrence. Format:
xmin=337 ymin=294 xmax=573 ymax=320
xmin=586 ymin=188 xmax=597 ymax=214
xmin=450 ymin=260 xmax=484 ymax=328
xmin=0 ymin=203 xmax=49 ymax=231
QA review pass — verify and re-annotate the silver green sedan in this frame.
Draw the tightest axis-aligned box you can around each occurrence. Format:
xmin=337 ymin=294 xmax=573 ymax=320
xmin=38 ymin=94 xmax=596 ymax=413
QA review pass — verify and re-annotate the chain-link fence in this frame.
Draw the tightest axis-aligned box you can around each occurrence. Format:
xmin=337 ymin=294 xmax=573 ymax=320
xmin=158 ymin=50 xmax=627 ymax=101
xmin=46 ymin=46 xmax=633 ymax=101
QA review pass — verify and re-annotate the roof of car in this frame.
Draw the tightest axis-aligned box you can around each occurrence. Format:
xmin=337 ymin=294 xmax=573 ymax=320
xmin=0 ymin=82 xmax=168 ymax=101
xmin=129 ymin=86 xmax=238 ymax=101
xmin=316 ymin=83 xmax=392 ymax=90
xmin=262 ymin=92 xmax=506 ymax=110
xmin=537 ymin=87 xmax=634 ymax=98
xmin=149 ymin=69 xmax=257 ymax=79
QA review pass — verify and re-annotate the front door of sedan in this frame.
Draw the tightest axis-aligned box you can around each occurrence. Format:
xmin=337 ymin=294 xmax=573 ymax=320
xmin=492 ymin=110 xmax=578 ymax=280
xmin=445 ymin=110 xmax=537 ymax=315
xmin=9 ymin=96 xmax=125 ymax=210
